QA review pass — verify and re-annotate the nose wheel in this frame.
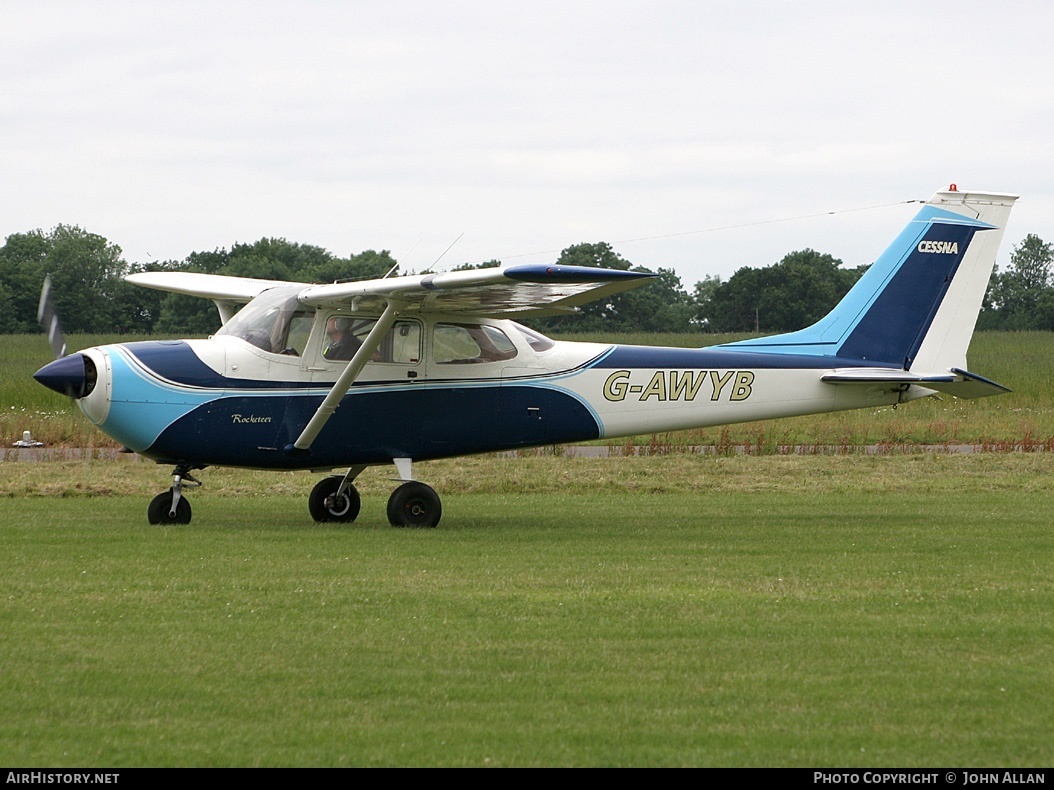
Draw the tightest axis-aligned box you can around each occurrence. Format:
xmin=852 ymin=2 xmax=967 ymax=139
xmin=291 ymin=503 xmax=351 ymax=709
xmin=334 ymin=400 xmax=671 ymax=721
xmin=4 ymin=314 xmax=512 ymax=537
xmin=147 ymin=466 xmax=202 ymax=525
xmin=147 ymin=491 xmax=192 ymax=524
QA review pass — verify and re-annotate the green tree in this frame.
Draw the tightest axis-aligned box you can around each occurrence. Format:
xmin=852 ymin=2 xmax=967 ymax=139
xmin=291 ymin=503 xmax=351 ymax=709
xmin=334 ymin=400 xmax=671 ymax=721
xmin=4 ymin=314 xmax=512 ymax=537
xmin=223 ymin=238 xmax=332 ymax=281
xmin=0 ymin=225 xmax=144 ymax=334
xmin=691 ymin=275 xmax=723 ymax=331
xmin=980 ymin=234 xmax=1054 ymax=330
xmin=309 ymin=249 xmax=400 ymax=283
xmin=706 ymin=249 xmax=862 ymax=333
xmin=609 ymin=267 xmax=695 ymax=332
xmin=0 ymin=230 xmax=49 ymax=333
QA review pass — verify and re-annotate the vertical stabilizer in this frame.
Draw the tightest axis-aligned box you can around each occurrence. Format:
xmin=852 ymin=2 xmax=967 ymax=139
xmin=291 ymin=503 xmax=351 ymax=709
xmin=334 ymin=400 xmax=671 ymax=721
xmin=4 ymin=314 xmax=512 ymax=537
xmin=719 ymin=187 xmax=1018 ymax=372
xmin=907 ymin=189 xmax=1016 ymax=372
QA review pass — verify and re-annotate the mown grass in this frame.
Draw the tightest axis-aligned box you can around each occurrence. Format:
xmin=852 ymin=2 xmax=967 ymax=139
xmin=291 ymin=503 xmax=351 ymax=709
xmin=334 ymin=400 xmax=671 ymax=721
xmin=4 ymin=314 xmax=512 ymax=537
xmin=1 ymin=454 xmax=1052 ymax=766
xmin=5 ymin=331 xmax=1054 ymax=448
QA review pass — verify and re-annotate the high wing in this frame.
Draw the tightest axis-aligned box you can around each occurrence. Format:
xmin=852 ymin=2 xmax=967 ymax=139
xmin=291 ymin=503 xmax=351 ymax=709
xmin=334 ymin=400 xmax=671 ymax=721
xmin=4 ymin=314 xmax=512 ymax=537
xmin=125 ymin=271 xmax=299 ymax=302
xmin=126 ymin=264 xmax=657 ymax=319
xmin=126 ymin=271 xmax=305 ymax=325
xmin=298 ymin=264 xmax=657 ymax=317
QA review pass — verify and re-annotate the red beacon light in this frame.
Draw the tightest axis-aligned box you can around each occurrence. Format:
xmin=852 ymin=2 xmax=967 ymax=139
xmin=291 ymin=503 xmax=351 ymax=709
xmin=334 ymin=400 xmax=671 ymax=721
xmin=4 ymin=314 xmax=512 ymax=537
xmin=949 ymin=183 xmax=958 ymax=191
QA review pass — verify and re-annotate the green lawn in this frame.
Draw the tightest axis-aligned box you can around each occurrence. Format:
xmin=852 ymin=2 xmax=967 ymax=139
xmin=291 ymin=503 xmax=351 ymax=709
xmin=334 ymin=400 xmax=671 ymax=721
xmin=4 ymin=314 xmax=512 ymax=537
xmin=1 ymin=454 xmax=1051 ymax=766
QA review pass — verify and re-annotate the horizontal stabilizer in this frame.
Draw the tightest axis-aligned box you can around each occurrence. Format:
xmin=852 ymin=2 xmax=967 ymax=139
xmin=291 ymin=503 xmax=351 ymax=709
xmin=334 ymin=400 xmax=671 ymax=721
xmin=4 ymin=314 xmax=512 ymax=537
xmin=938 ymin=368 xmax=1013 ymax=399
xmin=822 ymin=367 xmax=1010 ymax=399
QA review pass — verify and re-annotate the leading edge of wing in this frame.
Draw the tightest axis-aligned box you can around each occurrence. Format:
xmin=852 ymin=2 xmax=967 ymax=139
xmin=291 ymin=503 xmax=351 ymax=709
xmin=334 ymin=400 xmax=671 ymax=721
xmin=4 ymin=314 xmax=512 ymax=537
xmin=296 ymin=264 xmax=658 ymax=316
xmin=125 ymin=271 xmax=304 ymax=302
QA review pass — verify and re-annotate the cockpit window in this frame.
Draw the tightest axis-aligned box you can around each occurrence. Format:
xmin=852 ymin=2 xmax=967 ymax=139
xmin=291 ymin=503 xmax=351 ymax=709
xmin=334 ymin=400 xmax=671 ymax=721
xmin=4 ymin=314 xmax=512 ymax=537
xmin=434 ymin=323 xmax=517 ymax=364
xmin=216 ymin=287 xmax=311 ymax=356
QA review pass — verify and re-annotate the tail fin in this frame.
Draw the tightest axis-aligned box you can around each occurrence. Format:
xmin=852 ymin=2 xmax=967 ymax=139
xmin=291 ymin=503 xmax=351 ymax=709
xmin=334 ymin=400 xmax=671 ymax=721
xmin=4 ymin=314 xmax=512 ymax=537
xmin=720 ymin=187 xmax=1018 ymax=373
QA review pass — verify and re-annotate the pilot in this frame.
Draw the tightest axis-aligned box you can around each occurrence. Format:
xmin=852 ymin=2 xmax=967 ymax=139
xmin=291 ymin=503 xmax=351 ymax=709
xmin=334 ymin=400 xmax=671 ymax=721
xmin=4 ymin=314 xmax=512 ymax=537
xmin=323 ymin=317 xmax=362 ymax=361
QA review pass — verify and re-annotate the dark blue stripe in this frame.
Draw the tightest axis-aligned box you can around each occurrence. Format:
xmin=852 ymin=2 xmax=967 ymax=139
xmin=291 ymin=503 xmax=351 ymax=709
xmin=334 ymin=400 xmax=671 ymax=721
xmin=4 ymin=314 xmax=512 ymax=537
xmin=123 ymin=341 xmax=304 ymax=390
xmin=837 ymin=223 xmax=979 ymax=365
xmin=142 ymin=385 xmax=601 ymax=468
xmin=503 ymin=264 xmax=656 ymax=283
xmin=592 ymin=345 xmax=902 ymax=371
xmin=123 ymin=341 xmax=409 ymax=390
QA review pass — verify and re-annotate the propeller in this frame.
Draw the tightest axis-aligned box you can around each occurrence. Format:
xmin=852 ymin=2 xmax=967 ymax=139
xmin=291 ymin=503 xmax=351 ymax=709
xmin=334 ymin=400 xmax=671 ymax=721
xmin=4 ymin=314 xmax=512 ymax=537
xmin=36 ymin=274 xmax=67 ymax=359
xmin=33 ymin=274 xmax=94 ymax=399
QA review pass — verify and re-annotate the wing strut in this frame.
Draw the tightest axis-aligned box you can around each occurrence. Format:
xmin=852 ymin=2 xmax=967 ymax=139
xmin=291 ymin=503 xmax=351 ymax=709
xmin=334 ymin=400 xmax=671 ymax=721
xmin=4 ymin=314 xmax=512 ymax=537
xmin=290 ymin=299 xmax=405 ymax=453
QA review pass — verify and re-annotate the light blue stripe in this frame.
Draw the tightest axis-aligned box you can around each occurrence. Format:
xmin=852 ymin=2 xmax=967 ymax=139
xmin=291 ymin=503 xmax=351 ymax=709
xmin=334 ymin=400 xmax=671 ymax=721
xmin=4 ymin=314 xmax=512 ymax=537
xmin=96 ymin=346 xmax=221 ymax=451
xmin=716 ymin=205 xmax=995 ymax=357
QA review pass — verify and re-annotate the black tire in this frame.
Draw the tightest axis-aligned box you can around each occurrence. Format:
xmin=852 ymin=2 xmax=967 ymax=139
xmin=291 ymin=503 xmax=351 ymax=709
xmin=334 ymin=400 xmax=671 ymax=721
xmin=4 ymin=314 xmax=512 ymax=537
xmin=387 ymin=482 xmax=442 ymax=528
xmin=308 ymin=477 xmax=361 ymax=523
xmin=147 ymin=491 xmax=192 ymax=525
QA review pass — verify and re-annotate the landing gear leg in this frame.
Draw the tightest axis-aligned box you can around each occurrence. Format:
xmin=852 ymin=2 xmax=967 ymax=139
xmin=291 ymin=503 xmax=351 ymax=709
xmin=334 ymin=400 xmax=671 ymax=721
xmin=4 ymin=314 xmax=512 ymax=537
xmin=309 ymin=466 xmax=365 ymax=523
xmin=147 ymin=465 xmax=202 ymax=525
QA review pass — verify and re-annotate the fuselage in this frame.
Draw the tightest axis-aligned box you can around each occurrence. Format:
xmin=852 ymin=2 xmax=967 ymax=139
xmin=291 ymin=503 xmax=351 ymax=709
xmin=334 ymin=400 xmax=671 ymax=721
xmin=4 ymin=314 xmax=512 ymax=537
xmin=48 ymin=312 xmax=908 ymax=470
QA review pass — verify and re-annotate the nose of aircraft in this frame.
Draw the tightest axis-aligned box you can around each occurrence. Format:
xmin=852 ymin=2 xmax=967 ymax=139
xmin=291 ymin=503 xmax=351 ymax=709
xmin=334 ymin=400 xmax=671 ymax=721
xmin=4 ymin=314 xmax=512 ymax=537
xmin=33 ymin=353 xmax=96 ymax=399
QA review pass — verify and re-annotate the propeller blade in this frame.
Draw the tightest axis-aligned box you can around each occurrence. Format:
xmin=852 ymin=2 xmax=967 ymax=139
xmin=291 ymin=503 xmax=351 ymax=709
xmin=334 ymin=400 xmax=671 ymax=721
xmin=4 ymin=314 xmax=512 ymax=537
xmin=37 ymin=274 xmax=67 ymax=359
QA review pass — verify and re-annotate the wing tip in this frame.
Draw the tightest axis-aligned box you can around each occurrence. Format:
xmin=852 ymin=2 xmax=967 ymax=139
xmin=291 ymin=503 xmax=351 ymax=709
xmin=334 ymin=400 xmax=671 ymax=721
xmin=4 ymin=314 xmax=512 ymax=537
xmin=502 ymin=264 xmax=658 ymax=284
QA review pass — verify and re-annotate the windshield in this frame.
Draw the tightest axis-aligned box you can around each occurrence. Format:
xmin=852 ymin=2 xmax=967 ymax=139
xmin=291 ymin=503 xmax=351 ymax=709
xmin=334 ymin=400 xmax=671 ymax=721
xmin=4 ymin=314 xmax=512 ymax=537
xmin=216 ymin=287 xmax=313 ymax=355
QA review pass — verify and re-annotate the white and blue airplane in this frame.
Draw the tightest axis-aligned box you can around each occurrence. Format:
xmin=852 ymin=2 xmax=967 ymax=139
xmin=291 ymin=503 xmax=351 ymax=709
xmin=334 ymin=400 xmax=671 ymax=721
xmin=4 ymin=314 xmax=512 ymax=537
xmin=34 ymin=186 xmax=1017 ymax=528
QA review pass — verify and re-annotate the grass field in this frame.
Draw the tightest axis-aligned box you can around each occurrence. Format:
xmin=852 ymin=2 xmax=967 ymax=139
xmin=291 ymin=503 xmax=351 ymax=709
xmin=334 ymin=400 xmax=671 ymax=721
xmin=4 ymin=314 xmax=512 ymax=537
xmin=3 ymin=332 xmax=1053 ymax=766
xmin=1 ymin=454 xmax=1052 ymax=767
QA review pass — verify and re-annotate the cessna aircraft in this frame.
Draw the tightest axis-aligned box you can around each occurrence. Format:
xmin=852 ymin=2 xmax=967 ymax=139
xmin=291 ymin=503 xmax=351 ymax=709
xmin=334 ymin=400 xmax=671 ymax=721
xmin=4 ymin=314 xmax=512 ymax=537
xmin=34 ymin=186 xmax=1017 ymax=528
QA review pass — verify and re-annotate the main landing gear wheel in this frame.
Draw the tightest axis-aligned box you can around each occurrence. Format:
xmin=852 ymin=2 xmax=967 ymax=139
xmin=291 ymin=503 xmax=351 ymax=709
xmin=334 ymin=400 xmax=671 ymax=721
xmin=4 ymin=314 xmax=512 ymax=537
xmin=309 ymin=476 xmax=361 ymax=523
xmin=147 ymin=491 xmax=192 ymax=525
xmin=387 ymin=481 xmax=442 ymax=528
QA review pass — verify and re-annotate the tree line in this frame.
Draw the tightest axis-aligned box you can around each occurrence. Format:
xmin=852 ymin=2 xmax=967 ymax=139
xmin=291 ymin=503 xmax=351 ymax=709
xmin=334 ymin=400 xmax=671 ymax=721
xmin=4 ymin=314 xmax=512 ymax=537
xmin=1 ymin=225 xmax=1050 ymax=337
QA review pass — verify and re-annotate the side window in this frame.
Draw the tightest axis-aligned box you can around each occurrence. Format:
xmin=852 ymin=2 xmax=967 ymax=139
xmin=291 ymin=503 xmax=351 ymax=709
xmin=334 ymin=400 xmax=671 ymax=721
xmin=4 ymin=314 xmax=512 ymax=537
xmin=384 ymin=321 xmax=421 ymax=364
xmin=434 ymin=323 xmax=517 ymax=364
xmin=323 ymin=317 xmax=420 ymax=364
xmin=286 ymin=314 xmax=314 ymax=356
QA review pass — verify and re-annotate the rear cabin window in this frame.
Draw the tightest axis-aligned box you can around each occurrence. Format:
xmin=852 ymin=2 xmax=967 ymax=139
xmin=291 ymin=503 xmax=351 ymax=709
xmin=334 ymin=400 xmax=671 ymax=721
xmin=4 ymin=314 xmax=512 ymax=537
xmin=434 ymin=323 xmax=517 ymax=364
xmin=511 ymin=322 xmax=556 ymax=352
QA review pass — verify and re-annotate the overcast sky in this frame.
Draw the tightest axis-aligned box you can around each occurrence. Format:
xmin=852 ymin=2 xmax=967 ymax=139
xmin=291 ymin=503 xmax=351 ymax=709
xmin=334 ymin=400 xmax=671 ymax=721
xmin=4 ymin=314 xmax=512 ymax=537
xmin=3 ymin=1 xmax=1051 ymax=286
